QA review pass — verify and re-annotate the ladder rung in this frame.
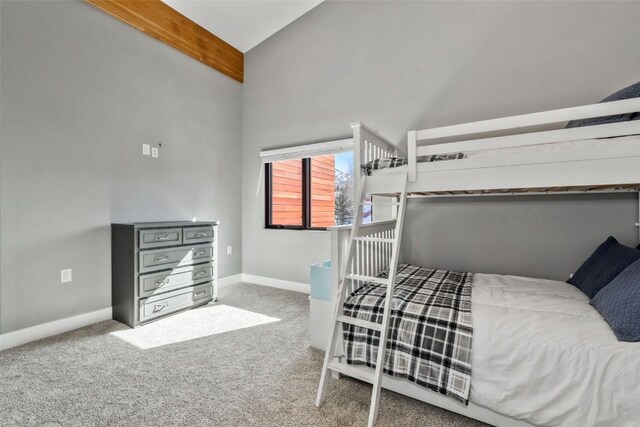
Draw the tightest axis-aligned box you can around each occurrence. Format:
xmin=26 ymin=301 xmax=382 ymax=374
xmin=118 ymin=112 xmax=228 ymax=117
xmin=337 ymin=315 xmax=382 ymax=332
xmin=353 ymin=237 xmax=394 ymax=243
xmin=328 ymin=361 xmax=374 ymax=384
xmin=346 ymin=274 xmax=389 ymax=286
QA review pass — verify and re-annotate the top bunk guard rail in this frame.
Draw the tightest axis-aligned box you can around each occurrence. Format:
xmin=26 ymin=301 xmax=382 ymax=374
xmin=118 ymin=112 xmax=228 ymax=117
xmin=415 ymin=98 xmax=640 ymax=140
xmin=408 ymin=98 xmax=640 ymax=181
xmin=419 ymin=120 xmax=640 ymax=156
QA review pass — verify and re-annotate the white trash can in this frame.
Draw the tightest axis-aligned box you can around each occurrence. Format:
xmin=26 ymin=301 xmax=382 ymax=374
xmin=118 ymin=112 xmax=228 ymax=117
xmin=310 ymin=260 xmax=334 ymax=351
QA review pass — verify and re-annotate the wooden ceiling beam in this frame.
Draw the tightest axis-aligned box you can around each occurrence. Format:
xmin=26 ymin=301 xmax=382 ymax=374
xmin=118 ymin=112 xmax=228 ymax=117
xmin=85 ymin=0 xmax=244 ymax=82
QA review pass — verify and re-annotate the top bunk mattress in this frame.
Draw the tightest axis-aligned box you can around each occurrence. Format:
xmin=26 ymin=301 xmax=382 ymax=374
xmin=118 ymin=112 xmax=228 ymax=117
xmin=364 ymin=134 xmax=640 ymax=195
xmin=364 ymin=134 xmax=640 ymax=176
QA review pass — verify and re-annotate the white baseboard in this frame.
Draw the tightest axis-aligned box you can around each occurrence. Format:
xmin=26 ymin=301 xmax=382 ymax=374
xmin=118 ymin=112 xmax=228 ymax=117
xmin=0 ymin=273 xmax=304 ymax=351
xmin=242 ymin=273 xmax=310 ymax=294
xmin=0 ymin=307 xmax=112 ymax=352
xmin=217 ymin=273 xmax=243 ymax=288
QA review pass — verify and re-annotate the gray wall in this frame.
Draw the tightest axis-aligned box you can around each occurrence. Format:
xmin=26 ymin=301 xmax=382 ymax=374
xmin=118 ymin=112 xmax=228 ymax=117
xmin=242 ymin=1 xmax=640 ymax=283
xmin=0 ymin=1 xmax=242 ymax=334
xmin=403 ymin=194 xmax=638 ymax=278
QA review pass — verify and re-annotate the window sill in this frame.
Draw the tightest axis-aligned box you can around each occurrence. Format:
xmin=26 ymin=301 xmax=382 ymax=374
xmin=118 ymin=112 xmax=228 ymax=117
xmin=264 ymin=226 xmax=329 ymax=233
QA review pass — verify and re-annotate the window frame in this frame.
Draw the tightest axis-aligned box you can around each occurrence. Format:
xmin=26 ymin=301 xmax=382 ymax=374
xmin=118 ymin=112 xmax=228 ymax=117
xmin=265 ymin=158 xmax=338 ymax=231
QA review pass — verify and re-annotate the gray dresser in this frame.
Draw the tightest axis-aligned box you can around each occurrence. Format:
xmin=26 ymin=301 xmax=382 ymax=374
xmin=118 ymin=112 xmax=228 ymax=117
xmin=111 ymin=221 xmax=219 ymax=327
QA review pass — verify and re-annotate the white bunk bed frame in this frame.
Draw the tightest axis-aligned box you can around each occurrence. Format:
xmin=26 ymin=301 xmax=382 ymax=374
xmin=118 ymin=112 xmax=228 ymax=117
xmin=361 ymin=97 xmax=640 ymax=197
xmin=319 ymin=98 xmax=640 ymax=427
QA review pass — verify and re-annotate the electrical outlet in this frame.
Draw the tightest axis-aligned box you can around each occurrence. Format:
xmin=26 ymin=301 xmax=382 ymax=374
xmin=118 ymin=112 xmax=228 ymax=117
xmin=61 ymin=268 xmax=72 ymax=283
xmin=226 ymin=246 xmax=232 ymax=255
xmin=142 ymin=144 xmax=150 ymax=156
xmin=151 ymin=147 xmax=159 ymax=158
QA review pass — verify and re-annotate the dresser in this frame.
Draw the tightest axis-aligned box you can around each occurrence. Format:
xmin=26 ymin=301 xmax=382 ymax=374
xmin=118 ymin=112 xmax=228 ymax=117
xmin=111 ymin=221 xmax=219 ymax=327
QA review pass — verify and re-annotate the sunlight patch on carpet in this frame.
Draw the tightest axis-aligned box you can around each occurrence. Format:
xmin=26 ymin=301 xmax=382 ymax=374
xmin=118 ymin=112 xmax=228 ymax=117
xmin=110 ymin=305 xmax=280 ymax=349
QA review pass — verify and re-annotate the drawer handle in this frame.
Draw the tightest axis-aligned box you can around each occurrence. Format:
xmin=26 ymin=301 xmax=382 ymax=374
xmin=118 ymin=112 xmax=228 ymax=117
xmin=194 ymin=290 xmax=207 ymax=298
xmin=154 ymin=255 xmax=169 ymax=262
xmin=194 ymin=232 xmax=208 ymax=238
xmin=194 ymin=250 xmax=207 ymax=257
xmin=155 ymin=278 xmax=170 ymax=287
xmin=153 ymin=302 xmax=168 ymax=313
xmin=154 ymin=234 xmax=170 ymax=241
xmin=194 ymin=270 xmax=207 ymax=278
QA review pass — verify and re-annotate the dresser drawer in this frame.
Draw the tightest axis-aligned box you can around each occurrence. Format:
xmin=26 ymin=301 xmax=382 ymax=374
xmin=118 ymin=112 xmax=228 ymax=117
xmin=139 ymin=283 xmax=212 ymax=323
xmin=138 ymin=243 xmax=214 ymax=273
xmin=183 ymin=226 xmax=214 ymax=245
xmin=139 ymin=228 xmax=182 ymax=249
xmin=139 ymin=264 xmax=214 ymax=298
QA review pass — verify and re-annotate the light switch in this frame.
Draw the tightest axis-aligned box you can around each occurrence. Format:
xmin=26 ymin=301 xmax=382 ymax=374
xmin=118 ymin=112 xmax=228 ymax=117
xmin=226 ymin=246 xmax=232 ymax=255
xmin=142 ymin=144 xmax=150 ymax=156
xmin=151 ymin=147 xmax=159 ymax=158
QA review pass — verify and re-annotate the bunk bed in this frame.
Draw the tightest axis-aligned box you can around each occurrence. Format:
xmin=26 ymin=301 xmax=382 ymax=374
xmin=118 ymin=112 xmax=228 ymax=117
xmin=317 ymin=98 xmax=640 ymax=427
xmin=355 ymin=97 xmax=640 ymax=197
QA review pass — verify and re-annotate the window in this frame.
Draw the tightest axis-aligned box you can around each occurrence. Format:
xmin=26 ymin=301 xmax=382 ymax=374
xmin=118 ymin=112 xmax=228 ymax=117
xmin=267 ymin=159 xmax=304 ymax=227
xmin=265 ymin=152 xmax=367 ymax=230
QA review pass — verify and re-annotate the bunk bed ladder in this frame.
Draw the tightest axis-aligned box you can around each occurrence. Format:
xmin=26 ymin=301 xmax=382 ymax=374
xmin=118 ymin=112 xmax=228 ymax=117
xmin=316 ymin=173 xmax=408 ymax=427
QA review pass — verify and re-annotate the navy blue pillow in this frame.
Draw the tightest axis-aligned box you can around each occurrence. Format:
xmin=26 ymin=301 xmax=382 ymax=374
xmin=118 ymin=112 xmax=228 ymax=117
xmin=567 ymin=236 xmax=640 ymax=299
xmin=591 ymin=259 xmax=640 ymax=342
xmin=567 ymin=81 xmax=640 ymax=128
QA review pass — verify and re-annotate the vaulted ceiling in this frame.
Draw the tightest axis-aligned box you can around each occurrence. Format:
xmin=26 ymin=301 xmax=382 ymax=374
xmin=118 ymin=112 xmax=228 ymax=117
xmin=85 ymin=0 xmax=323 ymax=82
xmin=162 ymin=0 xmax=324 ymax=53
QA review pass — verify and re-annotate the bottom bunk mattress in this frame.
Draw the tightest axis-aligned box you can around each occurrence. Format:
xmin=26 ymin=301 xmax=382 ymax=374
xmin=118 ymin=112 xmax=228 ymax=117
xmin=471 ymin=273 xmax=639 ymax=427
xmin=342 ymin=264 xmax=640 ymax=426
xmin=342 ymin=264 xmax=474 ymax=404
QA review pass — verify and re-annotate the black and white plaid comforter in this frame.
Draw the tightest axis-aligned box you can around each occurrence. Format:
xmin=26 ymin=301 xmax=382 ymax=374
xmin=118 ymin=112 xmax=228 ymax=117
xmin=361 ymin=153 xmax=465 ymax=175
xmin=342 ymin=263 xmax=474 ymax=404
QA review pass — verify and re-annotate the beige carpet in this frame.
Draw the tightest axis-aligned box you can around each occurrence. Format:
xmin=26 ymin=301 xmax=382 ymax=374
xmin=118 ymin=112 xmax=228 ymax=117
xmin=0 ymin=283 xmax=488 ymax=426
